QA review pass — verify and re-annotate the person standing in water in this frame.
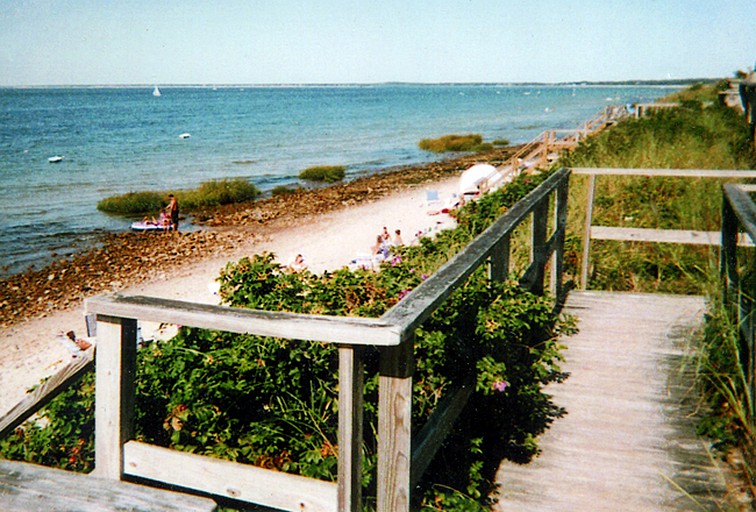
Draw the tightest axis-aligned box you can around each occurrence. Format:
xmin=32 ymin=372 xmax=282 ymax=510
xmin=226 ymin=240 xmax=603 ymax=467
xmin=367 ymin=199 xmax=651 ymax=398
xmin=166 ymin=194 xmax=179 ymax=232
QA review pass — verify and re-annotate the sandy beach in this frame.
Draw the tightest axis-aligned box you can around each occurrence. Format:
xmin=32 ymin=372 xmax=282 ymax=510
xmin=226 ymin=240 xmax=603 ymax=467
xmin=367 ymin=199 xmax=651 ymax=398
xmin=0 ymin=150 xmax=506 ymax=417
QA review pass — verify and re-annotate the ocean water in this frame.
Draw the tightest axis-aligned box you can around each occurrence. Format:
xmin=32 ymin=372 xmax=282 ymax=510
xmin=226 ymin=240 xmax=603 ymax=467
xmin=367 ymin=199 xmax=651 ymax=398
xmin=0 ymin=83 xmax=676 ymax=277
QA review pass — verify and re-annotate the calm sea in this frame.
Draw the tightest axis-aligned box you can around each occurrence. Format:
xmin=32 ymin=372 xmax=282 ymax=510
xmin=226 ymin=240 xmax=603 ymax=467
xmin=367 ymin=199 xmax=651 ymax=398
xmin=0 ymin=84 xmax=676 ymax=277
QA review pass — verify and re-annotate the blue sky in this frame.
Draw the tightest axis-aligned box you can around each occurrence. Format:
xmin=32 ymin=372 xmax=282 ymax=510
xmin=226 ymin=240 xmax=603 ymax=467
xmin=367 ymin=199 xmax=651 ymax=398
xmin=1 ymin=0 xmax=754 ymax=86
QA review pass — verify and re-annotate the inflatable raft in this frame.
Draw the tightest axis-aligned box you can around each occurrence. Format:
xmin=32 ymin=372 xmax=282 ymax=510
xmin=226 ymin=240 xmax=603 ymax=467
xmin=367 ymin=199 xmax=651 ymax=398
xmin=130 ymin=221 xmax=170 ymax=232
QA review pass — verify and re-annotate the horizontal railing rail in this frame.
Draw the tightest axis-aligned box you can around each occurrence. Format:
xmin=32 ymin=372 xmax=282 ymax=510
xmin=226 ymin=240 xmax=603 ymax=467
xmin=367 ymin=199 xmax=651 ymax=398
xmin=572 ymin=167 xmax=756 ymax=290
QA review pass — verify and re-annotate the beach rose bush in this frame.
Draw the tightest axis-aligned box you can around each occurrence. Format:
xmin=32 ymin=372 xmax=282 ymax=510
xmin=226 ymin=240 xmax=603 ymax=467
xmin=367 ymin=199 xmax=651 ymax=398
xmin=1 ymin=169 xmax=569 ymax=510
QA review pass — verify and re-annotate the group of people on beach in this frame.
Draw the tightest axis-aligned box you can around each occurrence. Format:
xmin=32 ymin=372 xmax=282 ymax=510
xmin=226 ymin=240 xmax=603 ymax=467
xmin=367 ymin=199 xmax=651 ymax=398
xmin=142 ymin=194 xmax=180 ymax=232
xmin=371 ymin=226 xmax=403 ymax=259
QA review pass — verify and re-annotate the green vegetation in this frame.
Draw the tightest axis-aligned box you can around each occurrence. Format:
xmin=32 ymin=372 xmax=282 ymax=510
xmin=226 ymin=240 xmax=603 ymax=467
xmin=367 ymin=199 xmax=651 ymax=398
xmin=97 ymin=178 xmax=259 ymax=215
xmin=492 ymin=138 xmax=511 ymax=147
xmin=561 ymin=91 xmax=756 ymax=294
xmin=270 ymin=184 xmax=304 ymax=196
xmin=1 ymin=170 xmax=569 ymax=510
xmin=418 ymin=133 xmax=493 ymax=153
xmin=298 ymin=165 xmax=346 ymax=183
xmin=96 ymin=190 xmax=165 ymax=215
xmin=180 ymin=177 xmax=259 ymax=208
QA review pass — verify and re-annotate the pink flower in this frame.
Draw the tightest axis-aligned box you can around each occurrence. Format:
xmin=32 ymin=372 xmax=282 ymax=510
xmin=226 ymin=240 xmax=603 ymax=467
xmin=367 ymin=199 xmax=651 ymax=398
xmin=397 ymin=289 xmax=412 ymax=300
xmin=492 ymin=380 xmax=509 ymax=392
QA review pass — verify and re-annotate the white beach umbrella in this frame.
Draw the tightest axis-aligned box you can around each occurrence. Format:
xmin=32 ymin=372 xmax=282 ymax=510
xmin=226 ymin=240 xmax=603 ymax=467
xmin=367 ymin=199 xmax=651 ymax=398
xmin=459 ymin=163 xmax=498 ymax=195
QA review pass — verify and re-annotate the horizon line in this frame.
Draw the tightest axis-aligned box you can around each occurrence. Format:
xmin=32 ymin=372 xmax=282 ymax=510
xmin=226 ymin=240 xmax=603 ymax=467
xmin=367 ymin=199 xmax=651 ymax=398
xmin=0 ymin=77 xmax=718 ymax=89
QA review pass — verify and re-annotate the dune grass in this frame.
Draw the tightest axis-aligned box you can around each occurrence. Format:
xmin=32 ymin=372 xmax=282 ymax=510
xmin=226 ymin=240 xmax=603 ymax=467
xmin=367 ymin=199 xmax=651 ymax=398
xmin=298 ymin=165 xmax=346 ymax=183
xmin=97 ymin=177 xmax=259 ymax=215
xmin=418 ymin=133 xmax=492 ymax=153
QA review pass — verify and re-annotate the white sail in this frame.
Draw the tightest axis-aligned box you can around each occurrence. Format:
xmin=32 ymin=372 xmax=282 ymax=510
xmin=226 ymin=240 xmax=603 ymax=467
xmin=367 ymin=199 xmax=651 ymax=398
xmin=152 ymin=86 xmax=161 ymax=97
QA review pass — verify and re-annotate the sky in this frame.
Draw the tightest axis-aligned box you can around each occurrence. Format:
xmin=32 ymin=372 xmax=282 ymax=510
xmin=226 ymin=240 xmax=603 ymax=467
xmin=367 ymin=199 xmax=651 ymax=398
xmin=0 ymin=0 xmax=754 ymax=86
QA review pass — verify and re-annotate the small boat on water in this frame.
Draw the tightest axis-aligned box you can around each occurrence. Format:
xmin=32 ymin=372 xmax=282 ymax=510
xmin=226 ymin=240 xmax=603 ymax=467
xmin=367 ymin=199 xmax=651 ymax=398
xmin=153 ymin=86 xmax=161 ymax=97
xmin=178 ymin=133 xmax=191 ymax=139
xmin=48 ymin=155 xmax=64 ymax=163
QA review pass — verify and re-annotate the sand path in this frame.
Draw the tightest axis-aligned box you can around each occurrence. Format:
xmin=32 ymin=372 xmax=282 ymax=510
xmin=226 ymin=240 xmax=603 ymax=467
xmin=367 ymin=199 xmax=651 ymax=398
xmin=0 ymin=178 xmax=459 ymax=416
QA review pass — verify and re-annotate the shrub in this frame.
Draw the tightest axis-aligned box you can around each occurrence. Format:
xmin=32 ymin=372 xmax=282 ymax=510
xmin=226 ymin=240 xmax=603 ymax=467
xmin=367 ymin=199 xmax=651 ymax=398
xmin=97 ymin=191 xmax=165 ymax=215
xmin=492 ymin=138 xmax=511 ymax=146
xmin=271 ymin=185 xmax=304 ymax=196
xmin=179 ymin=178 xmax=259 ymax=208
xmin=298 ymin=165 xmax=346 ymax=183
xmin=97 ymin=178 xmax=259 ymax=215
xmin=418 ymin=134 xmax=487 ymax=153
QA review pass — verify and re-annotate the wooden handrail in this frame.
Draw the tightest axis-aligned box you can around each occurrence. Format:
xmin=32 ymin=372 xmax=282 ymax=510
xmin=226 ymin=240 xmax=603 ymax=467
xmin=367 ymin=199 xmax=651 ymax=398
xmin=721 ymin=183 xmax=756 ymax=421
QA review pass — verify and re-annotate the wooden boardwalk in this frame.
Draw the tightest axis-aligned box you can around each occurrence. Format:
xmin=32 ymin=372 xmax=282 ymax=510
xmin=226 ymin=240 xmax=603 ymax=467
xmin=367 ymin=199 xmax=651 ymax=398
xmin=494 ymin=291 xmax=731 ymax=511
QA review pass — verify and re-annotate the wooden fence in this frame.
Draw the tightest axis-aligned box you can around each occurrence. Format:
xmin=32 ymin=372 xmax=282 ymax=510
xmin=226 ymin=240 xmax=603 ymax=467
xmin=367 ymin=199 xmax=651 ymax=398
xmin=721 ymin=183 xmax=756 ymax=419
xmin=573 ymin=167 xmax=756 ymax=290
xmin=77 ymin=168 xmax=571 ymax=512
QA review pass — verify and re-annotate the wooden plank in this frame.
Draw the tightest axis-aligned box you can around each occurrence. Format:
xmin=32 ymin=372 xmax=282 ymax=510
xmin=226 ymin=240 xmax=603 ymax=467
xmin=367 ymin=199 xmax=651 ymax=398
xmin=123 ymin=441 xmax=337 ymax=512
xmin=86 ymin=294 xmax=401 ymax=347
xmin=94 ymin=316 xmax=137 ymax=480
xmin=591 ymin=226 xmax=754 ymax=246
xmin=410 ymin=383 xmax=474 ymax=488
xmin=383 ymin=168 xmax=571 ymax=338
xmin=377 ymin=339 xmax=414 ymax=512
xmin=571 ymin=167 xmax=756 ymax=179
xmin=0 ymin=351 xmax=93 ymax=439
xmin=338 ymin=346 xmax=364 ymax=512
xmin=495 ymin=291 xmax=729 ymax=511
xmin=0 ymin=459 xmax=217 ymax=512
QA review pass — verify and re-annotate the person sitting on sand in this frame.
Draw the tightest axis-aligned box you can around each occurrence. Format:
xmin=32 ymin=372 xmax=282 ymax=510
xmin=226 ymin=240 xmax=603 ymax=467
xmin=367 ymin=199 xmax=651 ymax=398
xmin=372 ymin=235 xmax=390 ymax=261
xmin=287 ymin=254 xmax=308 ymax=273
xmin=381 ymin=226 xmax=391 ymax=242
xmin=392 ymin=229 xmax=403 ymax=246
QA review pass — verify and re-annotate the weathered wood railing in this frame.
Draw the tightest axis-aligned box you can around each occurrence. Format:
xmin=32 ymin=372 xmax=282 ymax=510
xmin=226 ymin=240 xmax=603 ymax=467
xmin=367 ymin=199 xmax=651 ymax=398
xmin=574 ymin=167 xmax=756 ymax=290
xmin=721 ymin=183 xmax=756 ymax=419
xmin=82 ymin=167 xmax=570 ymax=512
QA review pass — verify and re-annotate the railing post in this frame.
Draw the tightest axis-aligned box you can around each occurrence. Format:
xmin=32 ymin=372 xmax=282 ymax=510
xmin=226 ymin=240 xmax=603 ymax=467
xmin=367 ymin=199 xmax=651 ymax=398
xmin=94 ymin=315 xmax=137 ymax=480
xmin=377 ymin=337 xmax=413 ymax=512
xmin=338 ymin=346 xmax=364 ymax=512
xmin=488 ymin=235 xmax=510 ymax=283
xmin=530 ymin=199 xmax=549 ymax=295
xmin=551 ymin=176 xmax=570 ymax=298
xmin=721 ymin=193 xmax=739 ymax=304
xmin=580 ymin=174 xmax=597 ymax=290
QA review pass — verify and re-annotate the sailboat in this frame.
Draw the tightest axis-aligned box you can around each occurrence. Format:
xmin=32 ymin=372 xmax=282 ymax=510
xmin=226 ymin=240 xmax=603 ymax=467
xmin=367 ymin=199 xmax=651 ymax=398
xmin=152 ymin=85 xmax=161 ymax=97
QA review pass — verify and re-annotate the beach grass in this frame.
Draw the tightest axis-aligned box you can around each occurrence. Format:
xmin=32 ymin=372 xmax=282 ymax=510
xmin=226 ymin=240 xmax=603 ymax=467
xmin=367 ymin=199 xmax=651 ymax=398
xmin=97 ymin=178 xmax=259 ymax=215
xmin=298 ymin=165 xmax=346 ymax=183
xmin=96 ymin=190 xmax=165 ymax=215
xmin=271 ymin=184 xmax=304 ymax=196
xmin=418 ymin=133 xmax=492 ymax=153
xmin=179 ymin=177 xmax=259 ymax=208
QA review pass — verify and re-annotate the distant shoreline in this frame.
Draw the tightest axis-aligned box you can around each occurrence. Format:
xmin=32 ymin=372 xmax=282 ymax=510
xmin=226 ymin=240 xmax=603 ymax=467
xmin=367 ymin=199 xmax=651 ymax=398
xmin=0 ymin=80 xmax=702 ymax=90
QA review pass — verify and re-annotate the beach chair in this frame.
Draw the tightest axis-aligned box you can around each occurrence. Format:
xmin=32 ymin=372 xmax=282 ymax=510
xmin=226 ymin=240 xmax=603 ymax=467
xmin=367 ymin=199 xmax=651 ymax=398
xmin=425 ymin=189 xmax=442 ymax=213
